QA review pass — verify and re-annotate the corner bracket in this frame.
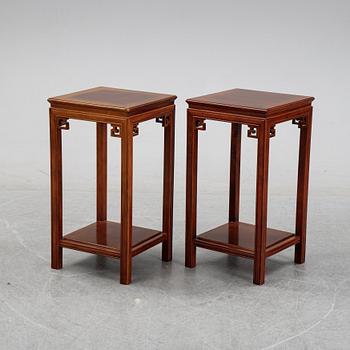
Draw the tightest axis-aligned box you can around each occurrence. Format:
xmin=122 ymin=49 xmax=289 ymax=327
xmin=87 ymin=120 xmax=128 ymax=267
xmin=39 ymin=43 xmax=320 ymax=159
xmin=110 ymin=124 xmax=121 ymax=137
xmin=156 ymin=114 xmax=170 ymax=127
xmin=247 ymin=125 xmax=258 ymax=138
xmin=58 ymin=118 xmax=70 ymax=130
xmin=292 ymin=118 xmax=307 ymax=129
xmin=195 ymin=118 xmax=206 ymax=131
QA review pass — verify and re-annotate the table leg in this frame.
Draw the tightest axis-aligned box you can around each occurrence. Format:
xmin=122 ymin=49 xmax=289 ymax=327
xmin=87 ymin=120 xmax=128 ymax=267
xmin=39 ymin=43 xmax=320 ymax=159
xmin=229 ymin=123 xmax=241 ymax=245
xmin=162 ymin=109 xmax=175 ymax=261
xmin=96 ymin=123 xmax=107 ymax=223
xmin=254 ymin=122 xmax=270 ymax=285
xmin=185 ymin=112 xmax=201 ymax=268
xmin=120 ymin=121 xmax=133 ymax=284
xmin=295 ymin=108 xmax=313 ymax=263
xmin=50 ymin=110 xmax=64 ymax=269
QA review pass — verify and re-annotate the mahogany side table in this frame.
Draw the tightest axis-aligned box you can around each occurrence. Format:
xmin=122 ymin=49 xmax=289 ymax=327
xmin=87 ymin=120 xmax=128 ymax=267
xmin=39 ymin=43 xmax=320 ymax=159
xmin=185 ymin=89 xmax=314 ymax=285
xmin=48 ymin=87 xmax=176 ymax=284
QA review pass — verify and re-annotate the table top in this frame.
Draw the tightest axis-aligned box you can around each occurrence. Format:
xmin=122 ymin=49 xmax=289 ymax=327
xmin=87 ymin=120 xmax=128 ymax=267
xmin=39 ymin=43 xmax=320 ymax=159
xmin=186 ymin=89 xmax=314 ymax=116
xmin=48 ymin=86 xmax=177 ymax=115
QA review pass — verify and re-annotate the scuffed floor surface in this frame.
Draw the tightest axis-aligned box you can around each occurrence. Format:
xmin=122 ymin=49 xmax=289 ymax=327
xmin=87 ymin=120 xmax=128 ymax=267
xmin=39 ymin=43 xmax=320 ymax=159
xmin=1 ymin=189 xmax=350 ymax=350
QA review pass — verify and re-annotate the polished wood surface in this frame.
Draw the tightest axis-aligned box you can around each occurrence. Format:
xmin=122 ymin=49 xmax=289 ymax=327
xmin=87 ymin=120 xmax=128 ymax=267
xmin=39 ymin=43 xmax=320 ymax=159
xmin=254 ymin=120 xmax=270 ymax=284
xmin=196 ymin=222 xmax=298 ymax=257
xmin=187 ymin=89 xmax=314 ymax=116
xmin=96 ymin=123 xmax=107 ymax=222
xmin=295 ymin=108 xmax=313 ymax=263
xmin=229 ymin=123 xmax=241 ymax=223
xmin=185 ymin=110 xmax=200 ymax=268
xmin=185 ymin=88 xmax=314 ymax=285
xmin=49 ymin=87 xmax=176 ymax=284
xmin=48 ymin=87 xmax=176 ymax=117
xmin=61 ymin=221 xmax=163 ymax=257
xmin=120 ymin=120 xmax=133 ymax=284
xmin=49 ymin=111 xmax=64 ymax=269
xmin=161 ymin=112 xmax=175 ymax=261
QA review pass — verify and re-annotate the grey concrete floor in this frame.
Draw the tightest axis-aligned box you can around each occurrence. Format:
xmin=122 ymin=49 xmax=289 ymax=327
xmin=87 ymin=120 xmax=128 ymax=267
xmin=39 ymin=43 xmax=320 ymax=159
xmin=1 ymin=189 xmax=350 ymax=350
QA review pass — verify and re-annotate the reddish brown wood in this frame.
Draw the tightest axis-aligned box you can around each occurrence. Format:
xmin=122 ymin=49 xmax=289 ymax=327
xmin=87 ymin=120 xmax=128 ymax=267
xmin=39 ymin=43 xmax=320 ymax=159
xmin=266 ymin=235 xmax=300 ymax=257
xmin=295 ymin=109 xmax=313 ymax=263
xmin=187 ymin=89 xmax=314 ymax=117
xmin=120 ymin=121 xmax=133 ymax=284
xmin=197 ymin=222 xmax=294 ymax=250
xmin=254 ymin=121 xmax=270 ymax=284
xmin=228 ymin=123 xmax=241 ymax=245
xmin=162 ymin=109 xmax=175 ymax=261
xmin=185 ymin=112 xmax=202 ymax=268
xmin=61 ymin=221 xmax=162 ymax=256
xmin=50 ymin=105 xmax=175 ymax=125
xmin=132 ymin=233 xmax=166 ymax=257
xmin=196 ymin=238 xmax=253 ymax=259
xmin=96 ymin=123 xmax=107 ymax=222
xmin=48 ymin=87 xmax=176 ymax=284
xmin=48 ymin=87 xmax=176 ymax=117
xmin=195 ymin=222 xmax=300 ymax=259
xmin=50 ymin=110 xmax=63 ymax=269
xmin=229 ymin=123 xmax=241 ymax=223
xmin=185 ymin=88 xmax=314 ymax=285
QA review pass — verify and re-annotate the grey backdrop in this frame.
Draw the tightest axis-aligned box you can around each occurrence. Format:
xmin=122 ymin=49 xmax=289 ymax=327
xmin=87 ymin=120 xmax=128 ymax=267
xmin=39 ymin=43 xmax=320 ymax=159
xmin=1 ymin=1 xmax=350 ymax=349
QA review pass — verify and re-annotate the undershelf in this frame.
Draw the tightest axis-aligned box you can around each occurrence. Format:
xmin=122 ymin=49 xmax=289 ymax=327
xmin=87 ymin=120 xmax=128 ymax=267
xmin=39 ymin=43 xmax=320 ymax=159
xmin=60 ymin=221 xmax=165 ymax=258
xmin=195 ymin=222 xmax=299 ymax=258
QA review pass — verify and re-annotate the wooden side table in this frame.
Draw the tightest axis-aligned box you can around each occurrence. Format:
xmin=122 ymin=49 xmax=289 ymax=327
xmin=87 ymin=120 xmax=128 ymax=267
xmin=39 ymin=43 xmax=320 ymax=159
xmin=48 ymin=87 xmax=176 ymax=284
xmin=185 ymin=89 xmax=314 ymax=285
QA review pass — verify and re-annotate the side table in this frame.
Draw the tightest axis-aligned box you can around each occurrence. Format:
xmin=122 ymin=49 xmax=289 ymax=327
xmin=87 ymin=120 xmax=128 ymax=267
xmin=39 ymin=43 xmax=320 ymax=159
xmin=185 ymin=89 xmax=314 ymax=284
xmin=48 ymin=87 xmax=176 ymax=284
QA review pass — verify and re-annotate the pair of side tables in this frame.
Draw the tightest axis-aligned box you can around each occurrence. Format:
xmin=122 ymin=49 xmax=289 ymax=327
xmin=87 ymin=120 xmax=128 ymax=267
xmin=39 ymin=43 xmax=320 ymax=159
xmin=48 ymin=87 xmax=313 ymax=285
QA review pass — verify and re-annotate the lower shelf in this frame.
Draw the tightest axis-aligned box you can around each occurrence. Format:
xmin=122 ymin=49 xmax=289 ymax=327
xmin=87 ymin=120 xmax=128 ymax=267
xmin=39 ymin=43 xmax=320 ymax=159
xmin=195 ymin=222 xmax=299 ymax=258
xmin=60 ymin=221 xmax=165 ymax=258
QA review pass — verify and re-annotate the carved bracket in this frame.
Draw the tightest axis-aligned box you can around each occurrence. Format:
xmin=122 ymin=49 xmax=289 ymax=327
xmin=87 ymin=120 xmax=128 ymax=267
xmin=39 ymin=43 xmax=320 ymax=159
xmin=195 ymin=118 xmax=206 ymax=131
xmin=292 ymin=117 xmax=307 ymax=128
xmin=110 ymin=124 xmax=121 ymax=137
xmin=247 ymin=125 xmax=276 ymax=138
xmin=247 ymin=125 xmax=258 ymax=138
xmin=156 ymin=114 xmax=170 ymax=127
xmin=270 ymin=125 xmax=276 ymax=138
xmin=133 ymin=124 xmax=139 ymax=136
xmin=58 ymin=118 xmax=70 ymax=130
xmin=111 ymin=123 xmax=139 ymax=137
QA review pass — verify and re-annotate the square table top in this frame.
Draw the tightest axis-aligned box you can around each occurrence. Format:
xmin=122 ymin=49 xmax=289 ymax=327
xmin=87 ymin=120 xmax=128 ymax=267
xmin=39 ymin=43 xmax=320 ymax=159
xmin=48 ymin=86 xmax=177 ymax=115
xmin=186 ymin=89 xmax=314 ymax=116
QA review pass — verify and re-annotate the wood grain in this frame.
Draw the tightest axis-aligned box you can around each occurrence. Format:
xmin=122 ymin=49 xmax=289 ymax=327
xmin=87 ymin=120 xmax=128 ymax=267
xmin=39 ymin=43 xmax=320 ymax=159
xmin=187 ymin=88 xmax=314 ymax=117
xmin=50 ymin=109 xmax=63 ymax=269
xmin=196 ymin=222 xmax=298 ymax=258
xmin=61 ymin=221 xmax=163 ymax=257
xmin=185 ymin=111 xmax=200 ymax=268
xmin=295 ymin=109 xmax=313 ymax=263
xmin=229 ymin=123 xmax=241 ymax=225
xmin=120 ymin=120 xmax=133 ymax=284
xmin=48 ymin=87 xmax=176 ymax=117
xmin=96 ymin=123 xmax=107 ymax=222
xmin=161 ymin=109 xmax=175 ymax=262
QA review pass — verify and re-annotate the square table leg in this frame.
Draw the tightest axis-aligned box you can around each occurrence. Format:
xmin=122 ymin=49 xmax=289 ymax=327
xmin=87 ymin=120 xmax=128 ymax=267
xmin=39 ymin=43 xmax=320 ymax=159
xmin=295 ymin=108 xmax=313 ymax=264
xmin=253 ymin=122 xmax=270 ymax=285
xmin=96 ymin=122 xmax=107 ymax=222
xmin=50 ymin=109 xmax=67 ymax=269
xmin=162 ymin=110 xmax=175 ymax=261
xmin=120 ymin=121 xmax=133 ymax=284
xmin=185 ymin=111 xmax=203 ymax=268
xmin=229 ymin=123 xmax=242 ymax=245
